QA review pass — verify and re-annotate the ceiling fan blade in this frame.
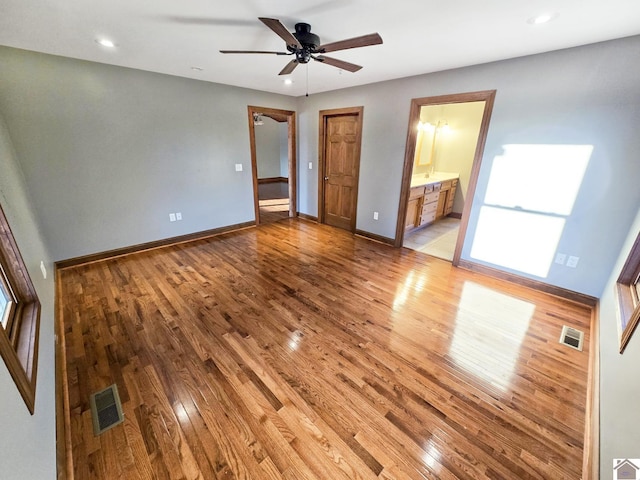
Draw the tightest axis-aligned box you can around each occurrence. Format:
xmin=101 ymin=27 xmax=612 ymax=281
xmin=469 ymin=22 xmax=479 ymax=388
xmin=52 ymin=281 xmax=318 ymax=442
xmin=318 ymin=33 xmax=382 ymax=53
xmin=259 ymin=17 xmax=302 ymax=49
xmin=279 ymin=59 xmax=299 ymax=75
xmin=315 ymin=55 xmax=362 ymax=72
xmin=220 ymin=50 xmax=290 ymax=55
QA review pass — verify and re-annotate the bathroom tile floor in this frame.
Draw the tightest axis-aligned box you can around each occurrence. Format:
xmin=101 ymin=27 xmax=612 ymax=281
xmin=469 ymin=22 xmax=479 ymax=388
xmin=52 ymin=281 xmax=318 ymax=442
xmin=403 ymin=217 xmax=460 ymax=261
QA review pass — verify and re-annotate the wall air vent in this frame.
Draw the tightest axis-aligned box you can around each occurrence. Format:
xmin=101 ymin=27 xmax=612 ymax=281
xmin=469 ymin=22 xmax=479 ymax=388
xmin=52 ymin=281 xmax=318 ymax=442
xmin=90 ymin=384 xmax=125 ymax=435
xmin=559 ymin=325 xmax=584 ymax=351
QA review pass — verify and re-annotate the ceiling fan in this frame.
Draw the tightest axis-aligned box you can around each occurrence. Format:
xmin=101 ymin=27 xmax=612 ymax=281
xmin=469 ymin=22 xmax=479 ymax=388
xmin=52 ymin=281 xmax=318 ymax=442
xmin=220 ymin=18 xmax=382 ymax=75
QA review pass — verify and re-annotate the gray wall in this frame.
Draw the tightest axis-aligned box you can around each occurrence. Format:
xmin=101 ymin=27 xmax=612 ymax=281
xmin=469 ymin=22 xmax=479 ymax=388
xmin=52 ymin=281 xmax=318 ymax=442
xmin=0 ymin=114 xmax=56 ymax=479
xmin=0 ymin=47 xmax=296 ymax=261
xmin=279 ymin=122 xmax=289 ymax=178
xmin=255 ymin=117 xmax=283 ymax=179
xmin=2 ymin=37 xmax=640 ymax=477
xmin=295 ymin=35 xmax=640 ymax=297
xmin=599 ymin=207 xmax=640 ymax=480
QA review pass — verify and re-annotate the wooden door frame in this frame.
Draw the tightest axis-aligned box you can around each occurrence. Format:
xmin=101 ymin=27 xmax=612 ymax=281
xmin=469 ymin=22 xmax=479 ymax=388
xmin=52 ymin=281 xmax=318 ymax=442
xmin=394 ymin=91 xmax=496 ymax=266
xmin=318 ymin=106 xmax=364 ymax=232
xmin=247 ymin=106 xmax=297 ymax=225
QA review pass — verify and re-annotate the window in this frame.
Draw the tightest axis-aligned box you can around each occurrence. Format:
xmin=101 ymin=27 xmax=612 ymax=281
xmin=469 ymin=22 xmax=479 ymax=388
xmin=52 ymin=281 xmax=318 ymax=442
xmin=470 ymin=144 xmax=592 ymax=278
xmin=1 ymin=273 xmax=10 ymax=324
xmin=617 ymin=230 xmax=640 ymax=353
xmin=0 ymin=203 xmax=41 ymax=414
xmin=1 ymin=266 xmax=15 ymax=328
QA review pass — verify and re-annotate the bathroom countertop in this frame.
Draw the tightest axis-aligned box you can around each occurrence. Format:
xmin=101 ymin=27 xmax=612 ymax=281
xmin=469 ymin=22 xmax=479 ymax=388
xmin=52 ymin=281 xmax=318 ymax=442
xmin=410 ymin=172 xmax=459 ymax=188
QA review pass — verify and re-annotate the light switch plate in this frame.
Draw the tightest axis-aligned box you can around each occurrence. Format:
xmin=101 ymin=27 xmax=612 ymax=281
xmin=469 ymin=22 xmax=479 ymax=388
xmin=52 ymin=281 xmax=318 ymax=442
xmin=308 ymin=162 xmax=313 ymax=170
xmin=176 ymin=212 xmax=182 ymax=221
xmin=567 ymin=256 xmax=580 ymax=268
xmin=235 ymin=164 xmax=243 ymax=172
xmin=554 ymin=253 xmax=566 ymax=265
xmin=169 ymin=213 xmax=176 ymax=222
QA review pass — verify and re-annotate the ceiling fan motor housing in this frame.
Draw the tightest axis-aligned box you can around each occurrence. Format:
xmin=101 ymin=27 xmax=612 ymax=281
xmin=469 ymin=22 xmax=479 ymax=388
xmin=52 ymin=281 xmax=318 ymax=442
xmin=294 ymin=23 xmax=320 ymax=49
xmin=289 ymin=23 xmax=320 ymax=63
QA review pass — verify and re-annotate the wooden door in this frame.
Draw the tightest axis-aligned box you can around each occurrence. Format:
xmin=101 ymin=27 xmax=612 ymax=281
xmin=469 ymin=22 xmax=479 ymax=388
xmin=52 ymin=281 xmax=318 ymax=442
xmin=320 ymin=108 xmax=363 ymax=232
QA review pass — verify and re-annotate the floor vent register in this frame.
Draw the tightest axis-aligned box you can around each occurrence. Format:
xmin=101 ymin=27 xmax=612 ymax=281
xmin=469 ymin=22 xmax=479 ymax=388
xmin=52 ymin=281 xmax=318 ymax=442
xmin=559 ymin=325 xmax=584 ymax=351
xmin=90 ymin=384 xmax=125 ymax=435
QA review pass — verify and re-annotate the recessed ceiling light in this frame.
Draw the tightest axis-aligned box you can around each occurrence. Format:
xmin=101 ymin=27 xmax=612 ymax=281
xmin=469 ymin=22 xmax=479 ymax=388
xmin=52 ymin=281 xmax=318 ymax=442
xmin=95 ymin=38 xmax=116 ymax=48
xmin=283 ymin=78 xmax=293 ymax=85
xmin=528 ymin=13 xmax=556 ymax=25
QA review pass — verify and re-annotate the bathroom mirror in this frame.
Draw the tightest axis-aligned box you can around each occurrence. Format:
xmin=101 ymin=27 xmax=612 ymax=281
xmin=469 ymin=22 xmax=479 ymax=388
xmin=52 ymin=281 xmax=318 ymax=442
xmin=415 ymin=126 xmax=435 ymax=166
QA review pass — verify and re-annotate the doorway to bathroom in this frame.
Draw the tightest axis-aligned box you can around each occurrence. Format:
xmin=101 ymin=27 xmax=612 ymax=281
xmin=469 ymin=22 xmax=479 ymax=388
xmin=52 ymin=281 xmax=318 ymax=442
xmin=395 ymin=91 xmax=496 ymax=264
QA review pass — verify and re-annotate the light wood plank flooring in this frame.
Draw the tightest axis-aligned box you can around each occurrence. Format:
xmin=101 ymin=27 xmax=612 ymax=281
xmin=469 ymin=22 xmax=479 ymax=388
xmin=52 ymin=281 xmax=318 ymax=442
xmin=58 ymin=219 xmax=591 ymax=479
xmin=258 ymin=181 xmax=289 ymax=224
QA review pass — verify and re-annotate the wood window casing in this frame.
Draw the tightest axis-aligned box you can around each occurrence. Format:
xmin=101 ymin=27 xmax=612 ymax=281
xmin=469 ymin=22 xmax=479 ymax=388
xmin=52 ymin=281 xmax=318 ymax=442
xmin=0 ymin=203 xmax=41 ymax=414
xmin=616 ymin=230 xmax=640 ymax=353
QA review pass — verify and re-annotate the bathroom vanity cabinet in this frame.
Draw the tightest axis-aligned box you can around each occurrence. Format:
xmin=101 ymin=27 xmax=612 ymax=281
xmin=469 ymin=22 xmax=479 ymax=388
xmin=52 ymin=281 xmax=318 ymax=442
xmin=405 ymin=174 xmax=458 ymax=232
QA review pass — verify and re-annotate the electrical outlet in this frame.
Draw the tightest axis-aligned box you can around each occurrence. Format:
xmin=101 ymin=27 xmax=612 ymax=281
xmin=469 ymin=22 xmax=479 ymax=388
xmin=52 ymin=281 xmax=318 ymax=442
xmin=567 ymin=256 xmax=580 ymax=268
xmin=373 ymin=212 xmax=379 ymax=220
xmin=40 ymin=260 xmax=47 ymax=279
xmin=176 ymin=212 xmax=182 ymax=221
xmin=169 ymin=213 xmax=176 ymax=222
xmin=308 ymin=162 xmax=313 ymax=170
xmin=235 ymin=163 xmax=243 ymax=172
xmin=554 ymin=253 xmax=566 ymax=265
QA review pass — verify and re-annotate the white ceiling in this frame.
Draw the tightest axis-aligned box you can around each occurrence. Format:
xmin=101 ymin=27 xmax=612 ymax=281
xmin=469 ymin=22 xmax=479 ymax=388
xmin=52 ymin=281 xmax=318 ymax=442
xmin=1 ymin=0 xmax=640 ymax=97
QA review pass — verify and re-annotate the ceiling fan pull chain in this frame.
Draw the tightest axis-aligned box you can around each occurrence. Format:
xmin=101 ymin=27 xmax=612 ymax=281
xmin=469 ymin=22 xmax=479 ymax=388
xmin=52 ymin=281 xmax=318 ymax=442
xmin=306 ymin=63 xmax=309 ymax=97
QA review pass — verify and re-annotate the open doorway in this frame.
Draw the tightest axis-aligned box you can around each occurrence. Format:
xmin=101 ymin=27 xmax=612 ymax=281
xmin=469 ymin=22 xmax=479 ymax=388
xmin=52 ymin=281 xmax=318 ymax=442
xmin=395 ymin=91 xmax=496 ymax=265
xmin=247 ymin=106 xmax=297 ymax=225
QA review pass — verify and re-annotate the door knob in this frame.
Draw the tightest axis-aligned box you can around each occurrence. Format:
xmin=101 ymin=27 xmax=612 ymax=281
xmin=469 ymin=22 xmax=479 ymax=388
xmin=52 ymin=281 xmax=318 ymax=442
xmin=324 ymin=176 xmax=329 ymax=181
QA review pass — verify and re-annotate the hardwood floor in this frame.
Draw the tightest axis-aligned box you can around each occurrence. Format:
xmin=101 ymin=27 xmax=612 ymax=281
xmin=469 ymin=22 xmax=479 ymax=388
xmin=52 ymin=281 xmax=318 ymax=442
xmin=258 ymin=182 xmax=289 ymax=224
xmin=258 ymin=199 xmax=289 ymax=224
xmin=58 ymin=219 xmax=591 ymax=479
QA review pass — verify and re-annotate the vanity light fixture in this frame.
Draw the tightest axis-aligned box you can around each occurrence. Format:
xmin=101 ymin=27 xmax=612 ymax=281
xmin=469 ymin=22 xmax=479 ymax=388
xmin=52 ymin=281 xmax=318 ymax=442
xmin=418 ymin=121 xmax=435 ymax=132
xmin=419 ymin=120 xmax=449 ymax=133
